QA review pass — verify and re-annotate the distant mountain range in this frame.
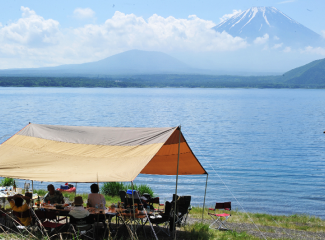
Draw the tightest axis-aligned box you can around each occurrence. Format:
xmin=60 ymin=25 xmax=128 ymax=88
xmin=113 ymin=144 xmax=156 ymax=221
xmin=214 ymin=7 xmax=324 ymax=47
xmin=1 ymin=54 xmax=324 ymax=88
xmin=0 ymin=50 xmax=202 ymax=77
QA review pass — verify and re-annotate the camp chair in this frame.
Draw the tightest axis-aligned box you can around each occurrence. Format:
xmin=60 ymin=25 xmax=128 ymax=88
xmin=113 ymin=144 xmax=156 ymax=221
xmin=148 ymin=197 xmax=164 ymax=211
xmin=34 ymin=210 xmax=66 ymax=236
xmin=119 ymin=190 xmax=126 ymax=207
xmin=69 ymin=216 xmax=95 ymax=240
xmin=12 ymin=209 xmax=32 ymax=231
xmin=175 ymin=196 xmax=191 ymax=227
xmin=150 ymin=201 xmax=172 ymax=236
xmin=208 ymin=202 xmax=231 ymax=230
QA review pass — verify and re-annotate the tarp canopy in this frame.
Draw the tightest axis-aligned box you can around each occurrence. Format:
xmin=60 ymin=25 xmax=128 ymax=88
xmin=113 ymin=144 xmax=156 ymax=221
xmin=0 ymin=123 xmax=207 ymax=182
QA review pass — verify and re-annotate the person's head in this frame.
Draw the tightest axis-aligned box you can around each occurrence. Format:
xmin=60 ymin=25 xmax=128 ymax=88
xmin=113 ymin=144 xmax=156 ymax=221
xmin=14 ymin=195 xmax=24 ymax=207
xmin=90 ymin=184 xmax=99 ymax=193
xmin=47 ymin=184 xmax=55 ymax=194
xmin=74 ymin=196 xmax=83 ymax=206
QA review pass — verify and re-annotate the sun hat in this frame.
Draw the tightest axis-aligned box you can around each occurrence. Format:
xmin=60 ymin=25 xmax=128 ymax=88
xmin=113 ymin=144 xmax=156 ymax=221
xmin=74 ymin=196 xmax=83 ymax=206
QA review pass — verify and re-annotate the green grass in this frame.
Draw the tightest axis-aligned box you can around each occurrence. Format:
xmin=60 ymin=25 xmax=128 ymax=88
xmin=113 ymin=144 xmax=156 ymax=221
xmin=189 ymin=206 xmax=325 ymax=232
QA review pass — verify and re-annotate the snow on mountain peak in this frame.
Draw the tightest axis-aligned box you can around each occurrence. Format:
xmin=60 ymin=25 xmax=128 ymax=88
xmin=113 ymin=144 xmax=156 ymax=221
xmin=214 ymin=6 xmax=322 ymax=47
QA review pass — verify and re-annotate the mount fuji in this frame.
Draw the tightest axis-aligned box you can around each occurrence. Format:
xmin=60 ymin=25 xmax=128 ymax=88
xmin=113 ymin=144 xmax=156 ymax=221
xmin=214 ymin=7 xmax=323 ymax=47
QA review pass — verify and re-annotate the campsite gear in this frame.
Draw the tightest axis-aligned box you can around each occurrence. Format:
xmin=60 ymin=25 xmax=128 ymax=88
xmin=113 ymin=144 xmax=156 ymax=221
xmin=208 ymin=202 xmax=231 ymax=230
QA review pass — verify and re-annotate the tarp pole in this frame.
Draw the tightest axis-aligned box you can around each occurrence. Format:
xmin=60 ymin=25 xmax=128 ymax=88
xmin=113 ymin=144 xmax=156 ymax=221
xmin=173 ymin=126 xmax=181 ymax=240
xmin=31 ymin=180 xmax=34 ymax=206
xmin=131 ymin=181 xmax=136 ymax=235
xmin=75 ymin=183 xmax=77 ymax=197
xmin=202 ymin=174 xmax=208 ymax=222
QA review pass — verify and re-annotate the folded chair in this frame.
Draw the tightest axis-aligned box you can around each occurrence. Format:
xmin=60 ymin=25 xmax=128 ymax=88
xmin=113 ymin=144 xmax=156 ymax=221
xmin=150 ymin=201 xmax=172 ymax=236
xmin=208 ymin=202 xmax=231 ymax=230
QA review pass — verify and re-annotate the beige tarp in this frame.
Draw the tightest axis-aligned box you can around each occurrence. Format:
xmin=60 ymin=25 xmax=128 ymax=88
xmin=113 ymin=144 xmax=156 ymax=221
xmin=0 ymin=124 xmax=206 ymax=182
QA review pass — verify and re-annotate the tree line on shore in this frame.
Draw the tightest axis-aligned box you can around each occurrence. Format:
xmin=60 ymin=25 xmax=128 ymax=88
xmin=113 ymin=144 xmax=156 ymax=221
xmin=0 ymin=75 xmax=324 ymax=88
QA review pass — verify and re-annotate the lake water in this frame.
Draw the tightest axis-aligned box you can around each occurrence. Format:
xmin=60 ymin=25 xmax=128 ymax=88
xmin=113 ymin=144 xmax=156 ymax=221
xmin=0 ymin=87 xmax=324 ymax=219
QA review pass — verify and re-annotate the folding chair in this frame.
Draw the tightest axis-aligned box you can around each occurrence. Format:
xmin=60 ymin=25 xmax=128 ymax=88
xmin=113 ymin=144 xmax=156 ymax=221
xmin=208 ymin=202 xmax=231 ymax=230
xmin=34 ymin=209 xmax=66 ymax=236
xmin=69 ymin=215 xmax=95 ymax=240
xmin=173 ymin=196 xmax=191 ymax=227
xmin=150 ymin=201 xmax=172 ymax=236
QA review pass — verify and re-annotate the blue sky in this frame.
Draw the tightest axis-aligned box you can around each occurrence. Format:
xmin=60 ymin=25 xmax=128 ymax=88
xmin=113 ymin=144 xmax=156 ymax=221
xmin=0 ymin=0 xmax=324 ymax=71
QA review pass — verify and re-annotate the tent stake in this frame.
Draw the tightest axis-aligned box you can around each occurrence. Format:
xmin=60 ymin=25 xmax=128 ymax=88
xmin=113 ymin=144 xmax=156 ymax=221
xmin=173 ymin=126 xmax=181 ymax=240
xmin=202 ymin=174 xmax=208 ymax=222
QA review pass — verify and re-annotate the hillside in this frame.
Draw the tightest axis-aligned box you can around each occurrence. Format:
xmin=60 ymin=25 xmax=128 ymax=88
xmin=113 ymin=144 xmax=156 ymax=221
xmin=281 ymin=58 xmax=325 ymax=85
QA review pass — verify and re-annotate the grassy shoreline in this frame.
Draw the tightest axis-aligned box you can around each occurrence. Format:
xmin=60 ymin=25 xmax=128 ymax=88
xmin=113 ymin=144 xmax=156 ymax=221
xmin=2 ymin=190 xmax=320 ymax=239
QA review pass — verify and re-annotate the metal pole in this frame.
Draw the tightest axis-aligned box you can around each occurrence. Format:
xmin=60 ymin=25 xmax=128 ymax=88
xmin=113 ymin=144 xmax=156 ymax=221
xmin=202 ymin=174 xmax=208 ymax=222
xmin=131 ymin=181 xmax=136 ymax=234
xmin=31 ymin=180 xmax=34 ymax=206
xmin=173 ymin=126 xmax=181 ymax=240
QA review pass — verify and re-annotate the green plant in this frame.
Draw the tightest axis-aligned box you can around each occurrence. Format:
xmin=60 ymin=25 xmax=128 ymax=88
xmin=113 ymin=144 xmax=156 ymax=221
xmin=33 ymin=189 xmax=47 ymax=196
xmin=101 ymin=182 xmax=126 ymax=196
xmin=101 ymin=182 xmax=154 ymax=197
xmin=0 ymin=178 xmax=15 ymax=186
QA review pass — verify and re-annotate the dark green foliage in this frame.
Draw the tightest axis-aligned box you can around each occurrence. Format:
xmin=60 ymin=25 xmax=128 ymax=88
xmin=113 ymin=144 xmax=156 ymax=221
xmin=1 ymin=67 xmax=325 ymax=88
xmin=101 ymin=182 xmax=126 ymax=196
xmin=101 ymin=182 xmax=154 ymax=197
xmin=0 ymin=178 xmax=15 ymax=186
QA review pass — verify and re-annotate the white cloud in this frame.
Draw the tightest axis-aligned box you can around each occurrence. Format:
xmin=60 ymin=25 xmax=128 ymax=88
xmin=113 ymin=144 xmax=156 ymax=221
xmin=273 ymin=36 xmax=280 ymax=40
xmin=321 ymin=30 xmax=325 ymax=39
xmin=301 ymin=46 xmax=325 ymax=55
xmin=283 ymin=47 xmax=291 ymax=52
xmin=0 ymin=6 xmax=60 ymax=47
xmin=73 ymin=8 xmax=95 ymax=20
xmin=254 ymin=34 xmax=269 ymax=44
xmin=272 ymin=43 xmax=283 ymax=49
xmin=0 ymin=9 xmax=249 ymax=69
xmin=219 ymin=9 xmax=242 ymax=23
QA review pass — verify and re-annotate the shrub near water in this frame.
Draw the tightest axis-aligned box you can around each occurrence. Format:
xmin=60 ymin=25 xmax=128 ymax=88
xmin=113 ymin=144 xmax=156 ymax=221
xmin=101 ymin=182 xmax=154 ymax=197
xmin=0 ymin=178 xmax=15 ymax=186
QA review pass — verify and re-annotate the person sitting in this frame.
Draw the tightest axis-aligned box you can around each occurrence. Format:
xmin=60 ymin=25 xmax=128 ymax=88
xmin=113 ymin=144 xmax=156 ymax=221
xmin=69 ymin=196 xmax=89 ymax=219
xmin=43 ymin=184 xmax=65 ymax=204
xmin=7 ymin=194 xmax=31 ymax=226
xmin=87 ymin=184 xmax=106 ymax=208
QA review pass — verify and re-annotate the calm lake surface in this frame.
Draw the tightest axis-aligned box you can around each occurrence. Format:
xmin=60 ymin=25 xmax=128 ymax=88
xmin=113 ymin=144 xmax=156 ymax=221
xmin=0 ymin=87 xmax=324 ymax=218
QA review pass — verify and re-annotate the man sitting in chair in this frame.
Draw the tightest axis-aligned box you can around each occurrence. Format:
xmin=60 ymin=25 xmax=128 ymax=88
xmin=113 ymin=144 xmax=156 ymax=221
xmin=69 ymin=197 xmax=89 ymax=219
xmin=43 ymin=184 xmax=65 ymax=204
xmin=8 ymin=194 xmax=31 ymax=226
